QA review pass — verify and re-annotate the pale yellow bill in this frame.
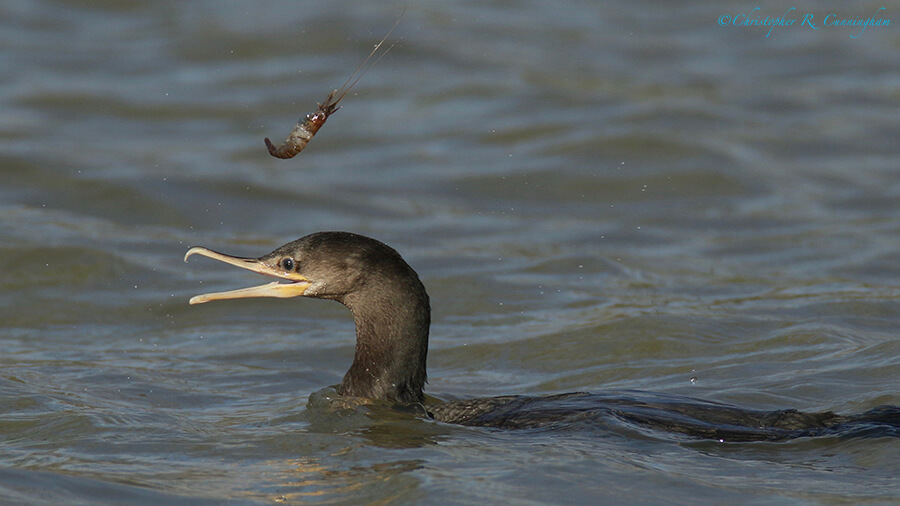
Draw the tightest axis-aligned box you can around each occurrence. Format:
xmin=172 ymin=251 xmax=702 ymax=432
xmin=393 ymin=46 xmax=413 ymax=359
xmin=184 ymin=246 xmax=311 ymax=305
xmin=188 ymin=281 xmax=312 ymax=305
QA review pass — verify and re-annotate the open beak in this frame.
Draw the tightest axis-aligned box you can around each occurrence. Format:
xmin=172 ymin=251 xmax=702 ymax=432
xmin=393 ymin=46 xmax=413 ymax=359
xmin=184 ymin=246 xmax=312 ymax=305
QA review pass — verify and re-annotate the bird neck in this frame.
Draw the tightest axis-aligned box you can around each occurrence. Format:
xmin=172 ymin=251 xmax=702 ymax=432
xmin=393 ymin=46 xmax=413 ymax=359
xmin=338 ymin=285 xmax=430 ymax=404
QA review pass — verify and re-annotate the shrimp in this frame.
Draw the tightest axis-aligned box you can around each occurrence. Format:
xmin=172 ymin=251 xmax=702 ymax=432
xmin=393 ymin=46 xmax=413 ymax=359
xmin=264 ymin=14 xmax=403 ymax=159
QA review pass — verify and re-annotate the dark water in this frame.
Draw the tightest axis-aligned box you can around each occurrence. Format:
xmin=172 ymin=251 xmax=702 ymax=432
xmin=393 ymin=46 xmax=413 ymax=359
xmin=2 ymin=0 xmax=899 ymax=503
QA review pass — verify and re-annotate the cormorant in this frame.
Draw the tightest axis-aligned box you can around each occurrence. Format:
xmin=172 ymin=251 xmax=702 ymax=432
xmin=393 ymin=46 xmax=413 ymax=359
xmin=185 ymin=231 xmax=899 ymax=441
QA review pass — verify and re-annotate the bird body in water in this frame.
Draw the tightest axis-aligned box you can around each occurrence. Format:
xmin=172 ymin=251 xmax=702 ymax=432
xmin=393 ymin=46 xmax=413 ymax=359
xmin=185 ymin=231 xmax=899 ymax=441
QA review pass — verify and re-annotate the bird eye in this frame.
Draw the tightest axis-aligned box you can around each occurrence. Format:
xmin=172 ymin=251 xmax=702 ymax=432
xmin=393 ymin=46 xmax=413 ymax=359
xmin=281 ymin=258 xmax=295 ymax=271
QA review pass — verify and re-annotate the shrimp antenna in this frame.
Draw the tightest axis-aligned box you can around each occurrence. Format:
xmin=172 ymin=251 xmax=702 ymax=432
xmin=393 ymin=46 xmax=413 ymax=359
xmin=331 ymin=9 xmax=404 ymax=103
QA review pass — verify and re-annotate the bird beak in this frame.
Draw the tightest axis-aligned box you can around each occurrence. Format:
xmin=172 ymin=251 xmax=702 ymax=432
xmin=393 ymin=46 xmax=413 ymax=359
xmin=184 ymin=246 xmax=312 ymax=305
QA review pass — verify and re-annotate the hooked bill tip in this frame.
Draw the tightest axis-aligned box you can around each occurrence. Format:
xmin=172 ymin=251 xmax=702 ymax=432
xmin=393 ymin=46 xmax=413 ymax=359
xmin=184 ymin=247 xmax=199 ymax=263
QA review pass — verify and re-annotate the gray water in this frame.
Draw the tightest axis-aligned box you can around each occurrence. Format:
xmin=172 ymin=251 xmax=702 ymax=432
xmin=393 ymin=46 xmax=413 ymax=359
xmin=2 ymin=0 xmax=899 ymax=503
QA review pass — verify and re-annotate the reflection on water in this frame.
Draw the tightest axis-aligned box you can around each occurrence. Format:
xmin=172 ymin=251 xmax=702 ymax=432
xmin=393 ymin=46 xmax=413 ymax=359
xmin=1 ymin=0 xmax=899 ymax=503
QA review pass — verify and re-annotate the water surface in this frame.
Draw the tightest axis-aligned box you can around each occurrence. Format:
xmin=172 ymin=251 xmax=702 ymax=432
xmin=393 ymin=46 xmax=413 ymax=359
xmin=1 ymin=0 xmax=898 ymax=503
